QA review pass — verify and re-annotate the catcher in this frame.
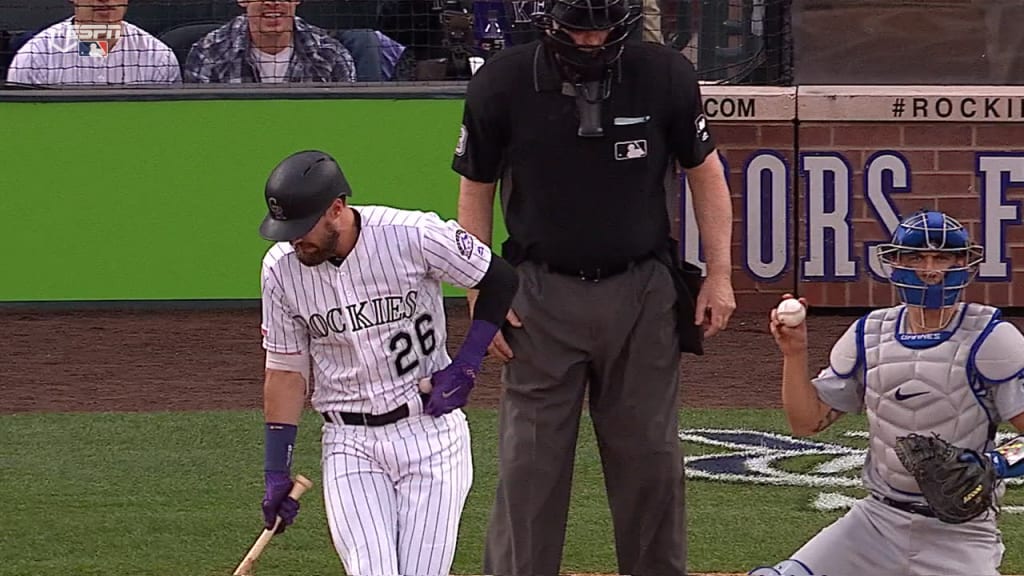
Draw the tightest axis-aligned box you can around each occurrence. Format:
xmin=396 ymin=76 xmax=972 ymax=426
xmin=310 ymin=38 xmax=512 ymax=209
xmin=749 ymin=209 xmax=1024 ymax=576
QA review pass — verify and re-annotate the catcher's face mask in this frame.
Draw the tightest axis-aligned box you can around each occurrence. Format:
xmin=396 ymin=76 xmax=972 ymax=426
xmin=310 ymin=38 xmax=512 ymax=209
xmin=877 ymin=210 xmax=983 ymax=329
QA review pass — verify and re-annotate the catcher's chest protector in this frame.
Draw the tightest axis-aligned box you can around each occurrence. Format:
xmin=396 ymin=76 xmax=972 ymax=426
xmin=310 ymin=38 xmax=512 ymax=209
xmin=862 ymin=304 xmax=999 ymax=494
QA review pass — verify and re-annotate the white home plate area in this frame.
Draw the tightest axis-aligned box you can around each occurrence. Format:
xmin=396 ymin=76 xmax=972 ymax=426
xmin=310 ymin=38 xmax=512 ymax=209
xmin=680 ymin=428 xmax=1024 ymax=514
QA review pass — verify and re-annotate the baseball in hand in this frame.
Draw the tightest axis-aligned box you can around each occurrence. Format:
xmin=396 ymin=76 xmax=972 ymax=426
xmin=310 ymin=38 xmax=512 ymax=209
xmin=775 ymin=298 xmax=806 ymax=328
xmin=418 ymin=378 xmax=432 ymax=394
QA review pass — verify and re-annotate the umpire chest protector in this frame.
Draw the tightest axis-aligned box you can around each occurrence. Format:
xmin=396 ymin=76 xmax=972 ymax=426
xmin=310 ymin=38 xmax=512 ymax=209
xmin=838 ymin=303 xmax=1018 ymax=495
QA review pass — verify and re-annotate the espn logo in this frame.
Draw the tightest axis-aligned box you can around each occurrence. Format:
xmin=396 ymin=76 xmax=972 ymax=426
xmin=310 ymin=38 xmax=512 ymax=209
xmin=75 ymin=24 xmax=120 ymax=58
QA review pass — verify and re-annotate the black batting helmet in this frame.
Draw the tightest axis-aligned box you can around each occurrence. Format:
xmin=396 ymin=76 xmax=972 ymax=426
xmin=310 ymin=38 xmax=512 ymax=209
xmin=258 ymin=150 xmax=352 ymax=242
xmin=533 ymin=0 xmax=640 ymax=82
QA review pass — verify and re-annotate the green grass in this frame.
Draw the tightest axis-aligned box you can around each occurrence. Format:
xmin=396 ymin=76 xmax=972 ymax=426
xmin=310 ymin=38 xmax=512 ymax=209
xmin=2 ymin=409 xmax=1023 ymax=575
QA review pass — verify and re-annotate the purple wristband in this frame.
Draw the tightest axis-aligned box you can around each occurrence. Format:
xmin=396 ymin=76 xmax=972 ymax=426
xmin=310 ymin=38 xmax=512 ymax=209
xmin=265 ymin=423 xmax=297 ymax=473
xmin=455 ymin=319 xmax=500 ymax=370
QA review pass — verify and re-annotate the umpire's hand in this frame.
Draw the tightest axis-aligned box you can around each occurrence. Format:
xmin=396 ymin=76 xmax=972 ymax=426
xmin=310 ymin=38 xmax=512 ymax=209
xmin=467 ymin=290 xmax=521 ymax=363
xmin=695 ymin=273 xmax=736 ymax=338
xmin=486 ymin=310 xmax=521 ymax=362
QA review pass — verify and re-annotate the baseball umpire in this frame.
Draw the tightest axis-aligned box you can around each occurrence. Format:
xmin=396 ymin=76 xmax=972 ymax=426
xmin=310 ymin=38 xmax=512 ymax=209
xmin=752 ymin=210 xmax=1024 ymax=576
xmin=451 ymin=0 xmax=736 ymax=574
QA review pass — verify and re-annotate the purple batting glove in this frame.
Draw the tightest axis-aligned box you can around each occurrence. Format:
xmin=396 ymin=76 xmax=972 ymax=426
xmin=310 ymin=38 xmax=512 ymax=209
xmin=262 ymin=470 xmax=300 ymax=534
xmin=425 ymin=358 xmax=477 ymax=417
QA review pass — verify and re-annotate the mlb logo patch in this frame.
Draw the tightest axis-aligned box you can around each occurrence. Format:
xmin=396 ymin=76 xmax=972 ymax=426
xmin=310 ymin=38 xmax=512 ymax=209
xmin=79 ymin=41 xmax=108 ymax=57
xmin=614 ymin=139 xmax=647 ymax=161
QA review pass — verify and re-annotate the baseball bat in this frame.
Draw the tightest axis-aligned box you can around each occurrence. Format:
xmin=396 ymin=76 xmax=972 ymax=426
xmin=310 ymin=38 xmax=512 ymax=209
xmin=232 ymin=474 xmax=314 ymax=576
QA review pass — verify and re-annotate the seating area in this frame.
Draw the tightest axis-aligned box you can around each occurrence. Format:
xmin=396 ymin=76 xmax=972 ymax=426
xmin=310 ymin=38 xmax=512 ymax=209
xmin=0 ymin=0 xmax=790 ymax=87
xmin=0 ymin=0 xmax=498 ymax=83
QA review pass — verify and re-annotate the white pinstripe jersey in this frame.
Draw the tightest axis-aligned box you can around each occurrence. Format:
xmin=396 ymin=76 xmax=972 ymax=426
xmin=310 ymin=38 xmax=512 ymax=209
xmin=6 ymin=18 xmax=181 ymax=86
xmin=260 ymin=205 xmax=492 ymax=414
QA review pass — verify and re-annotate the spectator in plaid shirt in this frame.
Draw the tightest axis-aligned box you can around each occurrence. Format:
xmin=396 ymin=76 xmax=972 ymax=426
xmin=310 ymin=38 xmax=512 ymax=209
xmin=184 ymin=0 xmax=355 ymax=83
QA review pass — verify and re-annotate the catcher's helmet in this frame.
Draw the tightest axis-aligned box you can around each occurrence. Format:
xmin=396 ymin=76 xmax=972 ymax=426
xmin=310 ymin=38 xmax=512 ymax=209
xmin=533 ymin=0 xmax=641 ymax=83
xmin=876 ymin=210 xmax=983 ymax=309
xmin=259 ymin=150 xmax=352 ymax=242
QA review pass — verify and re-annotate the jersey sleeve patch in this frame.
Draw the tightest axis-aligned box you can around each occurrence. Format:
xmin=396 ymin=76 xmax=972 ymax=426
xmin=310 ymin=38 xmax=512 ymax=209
xmin=455 ymin=228 xmax=472 ymax=258
xmin=455 ymin=124 xmax=468 ymax=157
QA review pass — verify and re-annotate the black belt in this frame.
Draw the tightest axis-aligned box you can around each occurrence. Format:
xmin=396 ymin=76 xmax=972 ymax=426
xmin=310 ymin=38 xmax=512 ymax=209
xmin=873 ymin=494 xmax=936 ymax=518
xmin=538 ymin=255 xmax=652 ymax=282
xmin=322 ymin=393 xmax=429 ymax=426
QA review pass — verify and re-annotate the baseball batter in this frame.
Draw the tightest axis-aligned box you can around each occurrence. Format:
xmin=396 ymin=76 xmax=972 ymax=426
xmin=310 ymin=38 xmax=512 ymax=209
xmin=255 ymin=150 xmax=518 ymax=576
xmin=751 ymin=210 xmax=1024 ymax=576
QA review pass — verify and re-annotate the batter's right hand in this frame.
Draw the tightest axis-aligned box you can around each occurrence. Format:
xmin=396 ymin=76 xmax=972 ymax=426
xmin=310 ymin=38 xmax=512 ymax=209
xmin=262 ymin=471 xmax=300 ymax=534
xmin=769 ymin=293 xmax=808 ymax=357
xmin=487 ymin=310 xmax=521 ymax=363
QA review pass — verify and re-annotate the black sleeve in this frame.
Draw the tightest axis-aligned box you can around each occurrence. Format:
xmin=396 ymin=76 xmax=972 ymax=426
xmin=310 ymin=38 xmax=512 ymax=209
xmin=471 ymin=254 xmax=519 ymax=326
xmin=451 ymin=65 xmax=507 ymax=183
xmin=668 ymin=53 xmax=716 ymax=169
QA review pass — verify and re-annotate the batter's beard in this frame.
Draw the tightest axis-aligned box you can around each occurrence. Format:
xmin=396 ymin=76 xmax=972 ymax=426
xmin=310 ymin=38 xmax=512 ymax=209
xmin=296 ymin=227 xmax=341 ymax=267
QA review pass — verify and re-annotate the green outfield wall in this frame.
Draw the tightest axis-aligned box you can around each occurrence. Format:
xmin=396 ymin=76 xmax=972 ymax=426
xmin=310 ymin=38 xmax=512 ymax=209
xmin=0 ymin=96 xmax=506 ymax=302
xmin=8 ymin=85 xmax=1022 ymax=309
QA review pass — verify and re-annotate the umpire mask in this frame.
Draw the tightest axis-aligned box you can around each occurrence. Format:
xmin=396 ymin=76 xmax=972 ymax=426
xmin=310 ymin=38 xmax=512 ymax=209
xmin=534 ymin=0 xmax=639 ymax=137
xmin=534 ymin=0 xmax=639 ymax=86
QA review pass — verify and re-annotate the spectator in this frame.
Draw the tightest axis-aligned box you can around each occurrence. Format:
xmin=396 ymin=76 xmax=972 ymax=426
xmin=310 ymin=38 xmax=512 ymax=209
xmin=5 ymin=0 xmax=180 ymax=86
xmin=641 ymin=0 xmax=664 ymax=44
xmin=374 ymin=30 xmax=407 ymax=81
xmin=184 ymin=0 xmax=356 ymax=84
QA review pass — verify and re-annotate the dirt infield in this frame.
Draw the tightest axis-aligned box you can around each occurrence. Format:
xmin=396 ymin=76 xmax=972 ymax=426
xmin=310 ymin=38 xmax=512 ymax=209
xmin=6 ymin=302 xmax=1024 ymax=576
xmin=0 ymin=301 xmax=857 ymax=415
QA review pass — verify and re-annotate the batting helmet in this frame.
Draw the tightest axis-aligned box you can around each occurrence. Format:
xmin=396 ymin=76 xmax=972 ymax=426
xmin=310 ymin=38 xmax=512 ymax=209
xmin=876 ymin=210 xmax=984 ymax=309
xmin=533 ymin=0 xmax=641 ymax=83
xmin=258 ymin=150 xmax=352 ymax=242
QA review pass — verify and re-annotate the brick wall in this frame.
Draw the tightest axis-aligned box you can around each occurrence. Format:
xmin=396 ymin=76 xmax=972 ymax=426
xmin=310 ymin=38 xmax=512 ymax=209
xmin=676 ymin=86 xmax=1024 ymax=310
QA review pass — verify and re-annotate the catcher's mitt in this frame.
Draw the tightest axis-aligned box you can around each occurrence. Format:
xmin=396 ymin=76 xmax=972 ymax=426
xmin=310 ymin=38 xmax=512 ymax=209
xmin=894 ymin=433 xmax=997 ymax=524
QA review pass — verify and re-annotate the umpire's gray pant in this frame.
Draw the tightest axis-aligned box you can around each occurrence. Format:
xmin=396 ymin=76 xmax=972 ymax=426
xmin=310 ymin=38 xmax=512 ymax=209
xmin=483 ymin=258 xmax=687 ymax=576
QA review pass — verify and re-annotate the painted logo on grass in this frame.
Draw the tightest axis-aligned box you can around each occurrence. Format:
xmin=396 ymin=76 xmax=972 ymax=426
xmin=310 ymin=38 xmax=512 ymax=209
xmin=679 ymin=428 xmax=1024 ymax=512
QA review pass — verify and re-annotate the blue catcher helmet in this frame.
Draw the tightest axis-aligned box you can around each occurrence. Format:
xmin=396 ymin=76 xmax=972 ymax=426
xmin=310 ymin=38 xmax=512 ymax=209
xmin=876 ymin=210 xmax=984 ymax=309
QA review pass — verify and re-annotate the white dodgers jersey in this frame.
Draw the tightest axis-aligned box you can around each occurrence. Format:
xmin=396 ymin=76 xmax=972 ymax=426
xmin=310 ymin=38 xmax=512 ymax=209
xmin=814 ymin=303 xmax=1024 ymax=504
xmin=260 ymin=205 xmax=492 ymax=414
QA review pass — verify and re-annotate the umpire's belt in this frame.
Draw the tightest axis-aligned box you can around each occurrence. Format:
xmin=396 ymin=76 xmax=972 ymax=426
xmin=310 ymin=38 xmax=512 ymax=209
xmin=872 ymin=494 xmax=937 ymax=518
xmin=537 ymin=255 xmax=653 ymax=282
xmin=322 ymin=393 xmax=429 ymax=426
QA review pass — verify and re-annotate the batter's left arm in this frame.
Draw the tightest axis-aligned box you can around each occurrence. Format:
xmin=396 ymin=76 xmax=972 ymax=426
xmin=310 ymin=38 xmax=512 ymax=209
xmin=419 ymin=214 xmax=518 ymax=369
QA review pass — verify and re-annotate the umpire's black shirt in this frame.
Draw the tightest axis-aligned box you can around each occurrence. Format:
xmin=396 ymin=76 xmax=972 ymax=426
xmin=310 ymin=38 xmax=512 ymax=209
xmin=452 ymin=39 xmax=716 ymax=271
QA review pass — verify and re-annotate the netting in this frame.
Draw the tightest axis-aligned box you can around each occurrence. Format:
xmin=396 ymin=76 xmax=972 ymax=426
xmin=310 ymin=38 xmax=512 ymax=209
xmin=0 ymin=0 xmax=792 ymax=88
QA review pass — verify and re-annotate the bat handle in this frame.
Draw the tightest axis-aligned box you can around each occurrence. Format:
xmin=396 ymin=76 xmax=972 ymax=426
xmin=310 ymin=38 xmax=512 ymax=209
xmin=289 ymin=474 xmax=314 ymax=499
xmin=232 ymin=474 xmax=315 ymax=576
